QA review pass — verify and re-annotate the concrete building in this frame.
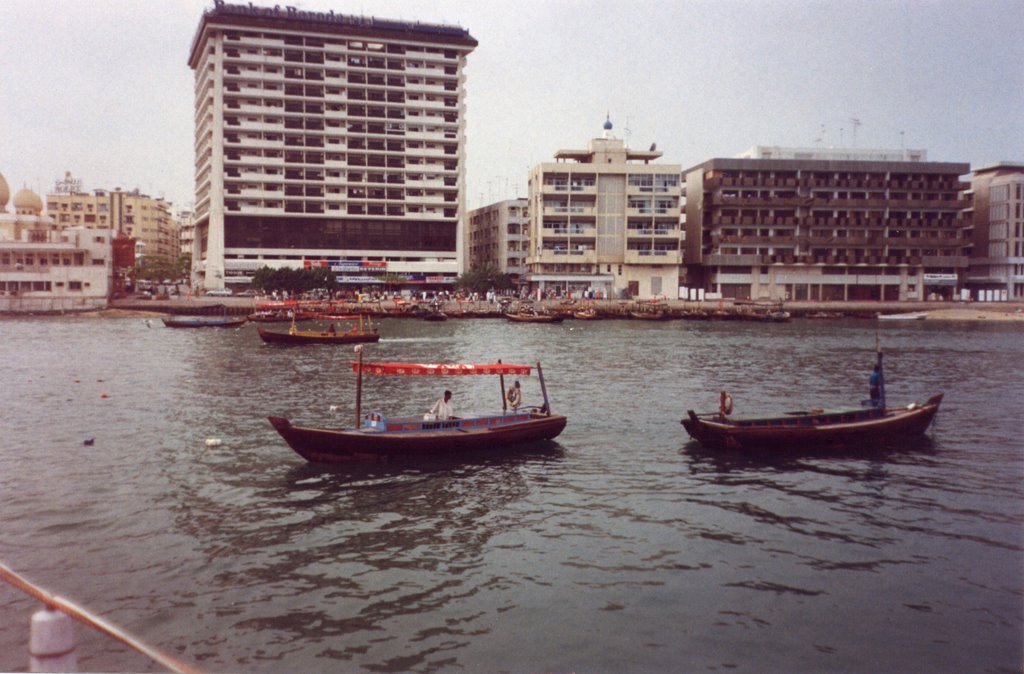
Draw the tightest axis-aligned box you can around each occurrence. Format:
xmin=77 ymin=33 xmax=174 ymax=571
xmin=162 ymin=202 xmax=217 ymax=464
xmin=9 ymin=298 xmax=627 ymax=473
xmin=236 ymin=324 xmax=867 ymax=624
xmin=525 ymin=119 xmax=683 ymax=299
xmin=683 ymin=147 xmax=971 ymax=302
xmin=966 ymin=162 xmax=1024 ymax=301
xmin=467 ymin=198 xmax=528 ymax=280
xmin=46 ymin=176 xmax=177 ymax=261
xmin=0 ymin=173 xmax=112 ymax=312
xmin=188 ymin=1 xmax=477 ymax=291
xmin=177 ymin=209 xmax=196 ymax=258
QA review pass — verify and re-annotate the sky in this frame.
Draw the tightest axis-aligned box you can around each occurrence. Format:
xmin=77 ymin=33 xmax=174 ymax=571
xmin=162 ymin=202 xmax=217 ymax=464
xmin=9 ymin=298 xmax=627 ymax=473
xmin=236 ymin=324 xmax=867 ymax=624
xmin=1 ymin=0 xmax=1021 ymax=213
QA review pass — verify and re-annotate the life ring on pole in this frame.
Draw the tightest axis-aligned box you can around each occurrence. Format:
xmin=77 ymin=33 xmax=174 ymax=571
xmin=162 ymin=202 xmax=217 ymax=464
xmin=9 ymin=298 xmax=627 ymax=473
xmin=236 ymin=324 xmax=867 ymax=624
xmin=719 ymin=391 xmax=734 ymax=418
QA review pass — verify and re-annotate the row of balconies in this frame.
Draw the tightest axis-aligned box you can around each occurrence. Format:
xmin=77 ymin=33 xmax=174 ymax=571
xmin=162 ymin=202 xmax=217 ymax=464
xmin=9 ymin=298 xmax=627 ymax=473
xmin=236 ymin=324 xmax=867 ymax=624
xmin=711 ymin=194 xmax=962 ymax=210
xmin=704 ymin=252 xmax=969 ymax=267
xmin=541 ymin=205 xmax=681 ymax=217
xmin=706 ymin=175 xmax=963 ymax=191
xmin=713 ymin=234 xmax=964 ymax=248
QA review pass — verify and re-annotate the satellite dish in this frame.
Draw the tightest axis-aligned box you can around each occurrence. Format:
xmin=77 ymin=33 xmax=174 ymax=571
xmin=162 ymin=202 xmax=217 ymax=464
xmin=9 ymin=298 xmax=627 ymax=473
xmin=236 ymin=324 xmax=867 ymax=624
xmin=649 ymin=142 xmax=657 ymax=151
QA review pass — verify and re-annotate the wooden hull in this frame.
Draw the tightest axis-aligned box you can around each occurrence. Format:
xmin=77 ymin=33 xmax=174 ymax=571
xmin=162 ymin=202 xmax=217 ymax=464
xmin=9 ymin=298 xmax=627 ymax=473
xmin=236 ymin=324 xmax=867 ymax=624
xmin=269 ymin=412 xmax=567 ymax=462
xmin=681 ymin=393 xmax=943 ymax=450
xmin=630 ymin=312 xmax=669 ymax=320
xmin=162 ymin=317 xmax=246 ymax=328
xmin=257 ymin=326 xmax=380 ymax=345
xmin=573 ymin=311 xmax=598 ymax=320
xmin=505 ymin=313 xmax=564 ymax=323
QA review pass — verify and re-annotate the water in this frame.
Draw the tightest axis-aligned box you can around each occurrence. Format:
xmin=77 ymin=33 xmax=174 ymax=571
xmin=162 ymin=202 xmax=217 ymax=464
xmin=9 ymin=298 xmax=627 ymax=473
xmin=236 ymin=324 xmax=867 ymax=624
xmin=0 ymin=315 xmax=1021 ymax=672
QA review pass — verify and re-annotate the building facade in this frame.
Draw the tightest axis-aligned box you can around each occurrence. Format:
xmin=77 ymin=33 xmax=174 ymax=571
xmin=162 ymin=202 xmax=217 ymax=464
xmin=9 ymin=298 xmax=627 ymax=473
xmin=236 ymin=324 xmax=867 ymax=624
xmin=188 ymin=1 xmax=477 ymax=291
xmin=525 ymin=120 xmax=683 ymax=300
xmin=46 ymin=178 xmax=177 ymax=261
xmin=683 ymin=148 xmax=971 ymax=302
xmin=967 ymin=162 xmax=1024 ymax=301
xmin=467 ymin=198 xmax=528 ymax=280
xmin=0 ymin=174 xmax=112 ymax=312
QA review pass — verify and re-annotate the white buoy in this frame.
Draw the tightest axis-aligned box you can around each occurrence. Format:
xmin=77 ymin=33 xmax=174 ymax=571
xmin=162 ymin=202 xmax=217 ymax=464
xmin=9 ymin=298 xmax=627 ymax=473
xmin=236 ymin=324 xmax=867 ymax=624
xmin=30 ymin=607 xmax=77 ymax=672
xmin=329 ymin=405 xmax=339 ymax=412
xmin=204 ymin=438 xmax=222 ymax=447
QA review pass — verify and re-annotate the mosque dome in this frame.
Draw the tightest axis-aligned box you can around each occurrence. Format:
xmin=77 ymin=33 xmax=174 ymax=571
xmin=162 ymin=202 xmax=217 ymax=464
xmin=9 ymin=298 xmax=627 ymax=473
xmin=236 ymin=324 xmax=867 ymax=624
xmin=13 ymin=187 xmax=43 ymax=215
xmin=603 ymin=116 xmax=613 ymax=131
xmin=0 ymin=173 xmax=9 ymax=211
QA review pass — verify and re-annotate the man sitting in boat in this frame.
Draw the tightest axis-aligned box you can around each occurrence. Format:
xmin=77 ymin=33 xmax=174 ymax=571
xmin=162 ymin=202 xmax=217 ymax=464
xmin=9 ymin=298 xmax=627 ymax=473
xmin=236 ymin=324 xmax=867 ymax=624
xmin=506 ymin=381 xmax=522 ymax=410
xmin=430 ymin=390 xmax=454 ymax=420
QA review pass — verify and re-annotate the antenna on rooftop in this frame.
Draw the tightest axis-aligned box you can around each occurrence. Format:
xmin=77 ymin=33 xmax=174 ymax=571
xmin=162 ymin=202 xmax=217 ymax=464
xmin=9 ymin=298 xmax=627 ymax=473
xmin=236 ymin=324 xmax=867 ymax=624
xmin=850 ymin=117 xmax=861 ymax=147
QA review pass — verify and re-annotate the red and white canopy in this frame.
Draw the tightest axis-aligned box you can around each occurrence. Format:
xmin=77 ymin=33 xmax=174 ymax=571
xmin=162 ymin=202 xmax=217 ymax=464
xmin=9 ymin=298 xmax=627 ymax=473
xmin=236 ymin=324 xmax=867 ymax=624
xmin=353 ymin=362 xmax=532 ymax=376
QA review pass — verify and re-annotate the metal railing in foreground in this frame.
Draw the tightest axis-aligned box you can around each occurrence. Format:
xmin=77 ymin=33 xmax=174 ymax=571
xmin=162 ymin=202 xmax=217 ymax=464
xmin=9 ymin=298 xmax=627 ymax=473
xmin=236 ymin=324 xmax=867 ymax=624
xmin=1 ymin=562 xmax=201 ymax=673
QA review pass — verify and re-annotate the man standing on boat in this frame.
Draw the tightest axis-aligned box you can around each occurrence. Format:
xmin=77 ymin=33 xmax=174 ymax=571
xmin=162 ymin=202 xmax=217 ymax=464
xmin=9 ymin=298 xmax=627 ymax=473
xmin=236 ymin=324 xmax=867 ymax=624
xmin=506 ymin=381 xmax=522 ymax=410
xmin=869 ymin=365 xmax=882 ymax=407
xmin=430 ymin=390 xmax=454 ymax=420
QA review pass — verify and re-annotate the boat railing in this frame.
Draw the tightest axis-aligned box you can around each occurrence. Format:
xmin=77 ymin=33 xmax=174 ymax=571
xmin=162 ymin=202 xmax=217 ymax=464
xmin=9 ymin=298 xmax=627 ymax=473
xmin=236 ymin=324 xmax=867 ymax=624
xmin=360 ymin=411 xmax=534 ymax=432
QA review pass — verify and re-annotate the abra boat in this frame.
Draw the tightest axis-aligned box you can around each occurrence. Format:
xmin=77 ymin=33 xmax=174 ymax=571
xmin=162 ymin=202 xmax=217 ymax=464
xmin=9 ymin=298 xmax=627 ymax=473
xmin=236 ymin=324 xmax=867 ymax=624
xmin=505 ymin=310 xmax=564 ymax=323
xmin=257 ymin=315 xmax=379 ymax=345
xmin=681 ymin=349 xmax=943 ymax=450
xmin=269 ymin=353 xmax=567 ymax=462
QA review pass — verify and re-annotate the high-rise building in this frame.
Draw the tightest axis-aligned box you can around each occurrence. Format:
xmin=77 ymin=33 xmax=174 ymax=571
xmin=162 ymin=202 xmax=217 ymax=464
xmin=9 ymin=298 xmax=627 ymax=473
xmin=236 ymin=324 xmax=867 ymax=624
xmin=683 ymin=147 xmax=971 ymax=302
xmin=467 ymin=198 xmax=528 ymax=280
xmin=188 ymin=2 xmax=477 ymax=290
xmin=525 ymin=119 xmax=683 ymax=300
xmin=967 ymin=162 xmax=1024 ymax=301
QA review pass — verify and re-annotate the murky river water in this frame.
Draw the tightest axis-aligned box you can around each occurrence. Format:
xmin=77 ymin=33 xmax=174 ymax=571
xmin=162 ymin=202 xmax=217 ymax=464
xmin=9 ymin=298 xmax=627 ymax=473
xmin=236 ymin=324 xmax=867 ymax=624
xmin=0 ymin=315 xmax=1021 ymax=672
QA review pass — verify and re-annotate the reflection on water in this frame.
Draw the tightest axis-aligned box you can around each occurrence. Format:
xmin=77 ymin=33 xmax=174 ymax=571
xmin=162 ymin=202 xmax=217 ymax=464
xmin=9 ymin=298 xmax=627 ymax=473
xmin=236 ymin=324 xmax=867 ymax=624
xmin=0 ymin=316 xmax=1021 ymax=672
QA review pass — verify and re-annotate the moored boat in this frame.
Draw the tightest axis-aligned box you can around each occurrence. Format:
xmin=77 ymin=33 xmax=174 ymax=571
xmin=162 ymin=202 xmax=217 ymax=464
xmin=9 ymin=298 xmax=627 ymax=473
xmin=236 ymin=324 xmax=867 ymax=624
xmin=681 ymin=349 xmax=943 ymax=450
xmin=269 ymin=354 xmax=567 ymax=462
xmin=162 ymin=315 xmax=246 ymax=328
xmin=505 ymin=310 xmax=564 ymax=323
xmin=878 ymin=311 xmax=928 ymax=321
xmin=573 ymin=308 xmax=598 ymax=320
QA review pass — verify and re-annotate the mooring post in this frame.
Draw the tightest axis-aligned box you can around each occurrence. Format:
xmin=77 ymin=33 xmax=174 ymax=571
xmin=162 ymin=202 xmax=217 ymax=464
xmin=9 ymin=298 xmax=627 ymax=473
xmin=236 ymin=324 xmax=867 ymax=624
xmin=30 ymin=606 xmax=77 ymax=672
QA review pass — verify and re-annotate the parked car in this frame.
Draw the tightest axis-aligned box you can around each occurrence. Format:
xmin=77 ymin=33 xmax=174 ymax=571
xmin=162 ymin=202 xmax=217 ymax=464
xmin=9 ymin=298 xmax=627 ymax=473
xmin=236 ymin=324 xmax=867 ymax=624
xmin=236 ymin=289 xmax=260 ymax=297
xmin=206 ymin=288 xmax=234 ymax=297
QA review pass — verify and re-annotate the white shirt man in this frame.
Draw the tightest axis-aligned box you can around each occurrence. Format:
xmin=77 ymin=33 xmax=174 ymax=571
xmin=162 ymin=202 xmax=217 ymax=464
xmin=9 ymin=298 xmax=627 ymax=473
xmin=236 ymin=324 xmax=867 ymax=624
xmin=430 ymin=390 xmax=454 ymax=420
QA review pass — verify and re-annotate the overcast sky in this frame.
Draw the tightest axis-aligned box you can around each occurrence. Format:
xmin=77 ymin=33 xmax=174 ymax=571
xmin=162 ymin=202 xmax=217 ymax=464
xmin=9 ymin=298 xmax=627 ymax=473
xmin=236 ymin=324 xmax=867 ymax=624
xmin=1 ymin=0 xmax=1021 ymax=212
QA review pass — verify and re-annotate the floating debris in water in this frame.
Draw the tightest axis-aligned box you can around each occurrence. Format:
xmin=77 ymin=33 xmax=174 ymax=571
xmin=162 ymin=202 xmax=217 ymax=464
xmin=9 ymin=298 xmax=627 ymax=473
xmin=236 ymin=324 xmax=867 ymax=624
xmin=205 ymin=438 xmax=223 ymax=447
xmin=83 ymin=437 xmax=95 ymax=446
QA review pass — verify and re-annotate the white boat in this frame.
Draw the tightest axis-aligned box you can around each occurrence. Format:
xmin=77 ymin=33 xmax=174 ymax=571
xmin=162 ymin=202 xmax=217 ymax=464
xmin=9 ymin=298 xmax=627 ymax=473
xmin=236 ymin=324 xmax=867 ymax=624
xmin=877 ymin=312 xmax=928 ymax=321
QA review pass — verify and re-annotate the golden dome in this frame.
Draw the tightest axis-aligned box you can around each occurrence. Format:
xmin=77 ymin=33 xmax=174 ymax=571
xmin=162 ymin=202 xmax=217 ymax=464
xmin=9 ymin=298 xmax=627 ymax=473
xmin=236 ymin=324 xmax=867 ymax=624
xmin=13 ymin=187 xmax=43 ymax=214
xmin=0 ymin=173 xmax=9 ymax=211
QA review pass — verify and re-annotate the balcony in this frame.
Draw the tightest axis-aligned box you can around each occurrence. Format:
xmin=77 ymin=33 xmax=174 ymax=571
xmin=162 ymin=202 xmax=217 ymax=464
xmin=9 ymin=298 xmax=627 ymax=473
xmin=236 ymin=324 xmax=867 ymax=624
xmin=537 ymin=248 xmax=596 ymax=264
xmin=624 ymin=249 xmax=681 ymax=265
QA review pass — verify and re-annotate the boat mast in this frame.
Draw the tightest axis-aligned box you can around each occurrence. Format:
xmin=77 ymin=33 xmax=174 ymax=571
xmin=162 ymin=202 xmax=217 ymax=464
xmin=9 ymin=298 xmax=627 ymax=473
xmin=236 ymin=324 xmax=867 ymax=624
xmin=354 ymin=345 xmax=364 ymax=427
xmin=498 ymin=359 xmax=507 ymax=413
xmin=875 ymin=331 xmax=886 ymax=409
xmin=536 ymin=361 xmax=551 ymax=415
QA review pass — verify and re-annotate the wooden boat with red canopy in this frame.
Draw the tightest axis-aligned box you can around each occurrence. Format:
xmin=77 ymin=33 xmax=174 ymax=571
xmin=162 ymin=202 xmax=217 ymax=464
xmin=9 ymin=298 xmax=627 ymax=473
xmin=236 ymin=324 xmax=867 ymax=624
xmin=256 ymin=314 xmax=379 ymax=345
xmin=681 ymin=348 xmax=943 ymax=450
xmin=268 ymin=350 xmax=567 ymax=462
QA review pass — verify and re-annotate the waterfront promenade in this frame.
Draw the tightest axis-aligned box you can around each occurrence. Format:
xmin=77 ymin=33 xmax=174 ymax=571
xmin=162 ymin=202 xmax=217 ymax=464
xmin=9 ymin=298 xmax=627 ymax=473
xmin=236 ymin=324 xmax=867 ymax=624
xmin=102 ymin=296 xmax=1024 ymax=322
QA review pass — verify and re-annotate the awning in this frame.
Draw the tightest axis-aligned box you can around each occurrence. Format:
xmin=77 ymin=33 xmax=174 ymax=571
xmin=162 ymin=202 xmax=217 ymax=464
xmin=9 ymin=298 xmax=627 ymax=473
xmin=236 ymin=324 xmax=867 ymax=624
xmin=353 ymin=362 xmax=532 ymax=376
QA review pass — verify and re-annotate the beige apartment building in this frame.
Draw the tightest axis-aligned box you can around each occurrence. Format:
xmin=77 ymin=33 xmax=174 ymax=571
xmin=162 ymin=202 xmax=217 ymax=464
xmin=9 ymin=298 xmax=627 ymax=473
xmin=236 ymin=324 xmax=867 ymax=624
xmin=525 ymin=120 xmax=683 ymax=299
xmin=967 ymin=162 xmax=1024 ymax=301
xmin=46 ymin=178 xmax=177 ymax=261
xmin=467 ymin=198 xmax=528 ymax=280
xmin=683 ymin=147 xmax=971 ymax=302
xmin=188 ymin=2 xmax=477 ymax=291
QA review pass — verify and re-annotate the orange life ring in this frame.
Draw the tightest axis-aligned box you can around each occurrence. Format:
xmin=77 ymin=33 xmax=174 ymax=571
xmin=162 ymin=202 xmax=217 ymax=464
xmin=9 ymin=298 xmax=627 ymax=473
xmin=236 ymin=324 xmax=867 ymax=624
xmin=719 ymin=391 xmax=734 ymax=417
